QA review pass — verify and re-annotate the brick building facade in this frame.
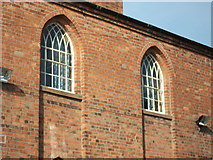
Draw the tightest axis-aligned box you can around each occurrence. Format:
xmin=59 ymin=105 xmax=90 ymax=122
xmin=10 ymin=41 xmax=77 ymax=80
xmin=1 ymin=1 xmax=212 ymax=158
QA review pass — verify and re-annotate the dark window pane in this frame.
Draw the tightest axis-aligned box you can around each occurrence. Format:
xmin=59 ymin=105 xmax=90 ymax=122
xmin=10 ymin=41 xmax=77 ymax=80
xmin=60 ymin=78 xmax=65 ymax=90
xmin=143 ymin=87 xmax=147 ymax=98
xmin=153 ymin=79 xmax=157 ymax=88
xmin=67 ymin=80 xmax=72 ymax=91
xmin=67 ymin=67 xmax=71 ymax=78
xmin=144 ymin=99 xmax=148 ymax=109
xmin=53 ymin=39 xmax=59 ymax=50
xmin=53 ymin=51 xmax=59 ymax=62
xmin=148 ymin=67 xmax=151 ymax=76
xmin=46 ymin=61 xmax=52 ymax=74
xmin=60 ymin=65 xmax=66 ymax=77
xmin=53 ymin=76 xmax=59 ymax=89
xmin=46 ymin=74 xmax=52 ymax=87
xmin=40 ymin=60 xmax=45 ymax=72
xmin=60 ymin=53 xmax=65 ymax=63
xmin=67 ymin=42 xmax=71 ymax=53
xmin=148 ymin=78 xmax=152 ymax=86
xmin=143 ymin=76 xmax=147 ymax=86
xmin=54 ymin=25 xmax=59 ymax=33
xmin=154 ymin=89 xmax=158 ymax=100
xmin=153 ymin=68 xmax=156 ymax=77
xmin=40 ymin=73 xmax=45 ymax=85
xmin=155 ymin=101 xmax=158 ymax=111
xmin=41 ymin=47 xmax=45 ymax=59
xmin=58 ymin=32 xmax=62 ymax=42
xmin=67 ymin=55 xmax=72 ymax=66
xmin=60 ymin=40 xmax=65 ymax=52
xmin=46 ymin=35 xmax=51 ymax=48
xmin=50 ymin=29 xmax=55 ymax=40
xmin=53 ymin=63 xmax=59 ymax=75
xmin=149 ymin=100 xmax=153 ymax=110
xmin=149 ymin=88 xmax=153 ymax=99
xmin=47 ymin=49 xmax=52 ymax=60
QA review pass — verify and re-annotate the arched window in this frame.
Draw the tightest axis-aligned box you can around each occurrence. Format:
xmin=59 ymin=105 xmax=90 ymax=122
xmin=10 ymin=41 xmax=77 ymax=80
xmin=141 ymin=54 xmax=164 ymax=113
xmin=40 ymin=23 xmax=74 ymax=92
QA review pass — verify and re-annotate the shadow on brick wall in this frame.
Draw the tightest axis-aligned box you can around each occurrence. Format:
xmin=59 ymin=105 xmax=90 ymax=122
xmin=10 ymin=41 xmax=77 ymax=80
xmin=1 ymin=83 xmax=25 ymax=96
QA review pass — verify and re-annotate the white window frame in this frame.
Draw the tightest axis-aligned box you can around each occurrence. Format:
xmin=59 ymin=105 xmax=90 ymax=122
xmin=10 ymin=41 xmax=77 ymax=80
xmin=141 ymin=54 xmax=165 ymax=114
xmin=40 ymin=23 xmax=74 ymax=93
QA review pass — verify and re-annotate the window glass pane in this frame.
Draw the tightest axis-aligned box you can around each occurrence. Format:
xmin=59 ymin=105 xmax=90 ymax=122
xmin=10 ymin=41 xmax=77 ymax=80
xmin=60 ymin=78 xmax=65 ymax=90
xmin=67 ymin=55 xmax=72 ymax=66
xmin=143 ymin=76 xmax=147 ymax=86
xmin=148 ymin=78 xmax=152 ymax=87
xmin=47 ymin=49 xmax=52 ymax=60
xmin=153 ymin=67 xmax=156 ymax=77
xmin=154 ymin=89 xmax=158 ymax=100
xmin=60 ymin=53 xmax=65 ymax=63
xmin=67 ymin=67 xmax=72 ymax=78
xmin=58 ymin=31 xmax=62 ymax=42
xmin=53 ymin=63 xmax=59 ymax=75
xmin=155 ymin=101 xmax=158 ymax=111
xmin=46 ymin=61 xmax=52 ymax=74
xmin=53 ymin=51 xmax=59 ymax=62
xmin=144 ymin=98 xmax=148 ymax=109
xmin=41 ymin=47 xmax=45 ymax=59
xmin=46 ymin=74 xmax=52 ymax=87
xmin=153 ymin=79 xmax=157 ymax=88
xmin=143 ymin=87 xmax=147 ymax=98
xmin=40 ymin=60 xmax=45 ymax=72
xmin=67 ymin=80 xmax=72 ymax=91
xmin=60 ymin=40 xmax=65 ymax=52
xmin=53 ymin=39 xmax=59 ymax=50
xmin=50 ymin=29 xmax=55 ymax=40
xmin=53 ymin=76 xmax=59 ymax=89
xmin=40 ymin=73 xmax=45 ymax=85
xmin=149 ymin=88 xmax=153 ymax=99
xmin=148 ymin=67 xmax=151 ymax=76
xmin=46 ymin=35 xmax=51 ymax=48
xmin=149 ymin=99 xmax=153 ymax=110
xmin=67 ymin=42 xmax=71 ymax=53
xmin=60 ymin=65 xmax=66 ymax=77
xmin=54 ymin=25 xmax=59 ymax=33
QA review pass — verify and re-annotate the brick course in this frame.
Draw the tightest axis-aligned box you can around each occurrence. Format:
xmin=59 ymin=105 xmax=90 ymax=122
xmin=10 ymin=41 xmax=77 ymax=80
xmin=1 ymin=1 xmax=212 ymax=159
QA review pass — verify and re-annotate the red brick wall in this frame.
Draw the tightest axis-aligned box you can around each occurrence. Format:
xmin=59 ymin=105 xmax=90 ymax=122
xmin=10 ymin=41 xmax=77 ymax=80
xmin=1 ymin=2 xmax=212 ymax=159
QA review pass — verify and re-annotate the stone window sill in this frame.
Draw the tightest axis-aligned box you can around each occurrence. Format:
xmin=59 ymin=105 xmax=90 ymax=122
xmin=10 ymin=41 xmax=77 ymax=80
xmin=143 ymin=110 xmax=172 ymax=120
xmin=40 ymin=86 xmax=82 ymax=101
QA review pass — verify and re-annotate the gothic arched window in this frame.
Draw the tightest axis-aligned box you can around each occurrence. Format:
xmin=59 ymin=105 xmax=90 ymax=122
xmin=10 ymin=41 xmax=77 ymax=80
xmin=40 ymin=23 xmax=74 ymax=92
xmin=141 ymin=54 xmax=164 ymax=113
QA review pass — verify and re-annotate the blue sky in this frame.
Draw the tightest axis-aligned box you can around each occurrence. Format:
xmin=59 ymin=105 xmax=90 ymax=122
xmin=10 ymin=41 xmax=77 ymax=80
xmin=123 ymin=1 xmax=212 ymax=47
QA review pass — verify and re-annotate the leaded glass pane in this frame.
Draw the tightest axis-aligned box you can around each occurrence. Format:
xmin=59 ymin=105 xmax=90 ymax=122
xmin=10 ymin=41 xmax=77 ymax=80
xmin=46 ymin=61 xmax=52 ymax=74
xmin=53 ymin=51 xmax=59 ymax=62
xmin=47 ymin=49 xmax=52 ymax=60
xmin=46 ymin=74 xmax=52 ymax=87
xmin=41 ymin=60 xmax=45 ymax=72
xmin=41 ymin=47 xmax=45 ymax=59
xmin=53 ymin=76 xmax=59 ymax=89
